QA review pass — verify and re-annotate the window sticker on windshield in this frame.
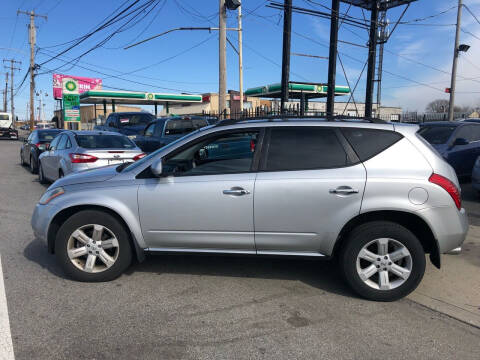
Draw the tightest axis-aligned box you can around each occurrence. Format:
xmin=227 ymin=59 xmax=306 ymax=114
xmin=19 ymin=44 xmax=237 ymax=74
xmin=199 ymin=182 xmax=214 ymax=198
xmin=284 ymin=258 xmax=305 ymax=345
xmin=120 ymin=118 xmax=130 ymax=123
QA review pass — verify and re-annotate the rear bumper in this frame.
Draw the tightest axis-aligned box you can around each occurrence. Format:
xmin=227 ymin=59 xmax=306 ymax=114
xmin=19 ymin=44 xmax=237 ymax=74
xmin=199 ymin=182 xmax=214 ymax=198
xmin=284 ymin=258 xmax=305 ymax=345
xmin=417 ymin=206 xmax=468 ymax=254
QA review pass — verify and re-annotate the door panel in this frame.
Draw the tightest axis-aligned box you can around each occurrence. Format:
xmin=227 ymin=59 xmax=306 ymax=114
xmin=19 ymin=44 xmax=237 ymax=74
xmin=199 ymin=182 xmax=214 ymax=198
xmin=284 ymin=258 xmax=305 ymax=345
xmin=254 ymin=165 xmax=366 ymax=254
xmin=138 ymin=173 xmax=256 ymax=250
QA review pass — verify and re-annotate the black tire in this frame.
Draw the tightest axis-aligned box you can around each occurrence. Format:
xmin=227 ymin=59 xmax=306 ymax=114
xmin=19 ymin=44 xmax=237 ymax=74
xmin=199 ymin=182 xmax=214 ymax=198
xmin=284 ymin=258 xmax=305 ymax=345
xmin=20 ymin=150 xmax=25 ymax=166
xmin=30 ymin=155 xmax=38 ymax=174
xmin=38 ymin=162 xmax=48 ymax=184
xmin=340 ymin=221 xmax=426 ymax=302
xmin=55 ymin=210 xmax=132 ymax=282
xmin=59 ymin=169 xmax=64 ymax=178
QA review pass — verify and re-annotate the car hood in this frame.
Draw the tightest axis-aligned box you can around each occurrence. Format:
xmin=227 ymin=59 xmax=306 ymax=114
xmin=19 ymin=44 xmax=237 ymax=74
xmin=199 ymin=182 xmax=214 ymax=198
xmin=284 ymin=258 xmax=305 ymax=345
xmin=49 ymin=165 xmax=118 ymax=188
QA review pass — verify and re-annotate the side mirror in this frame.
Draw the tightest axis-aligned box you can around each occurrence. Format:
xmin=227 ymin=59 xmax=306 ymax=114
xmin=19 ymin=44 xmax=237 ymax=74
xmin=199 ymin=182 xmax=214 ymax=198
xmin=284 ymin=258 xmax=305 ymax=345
xmin=453 ymin=137 xmax=469 ymax=147
xmin=23 ymin=138 xmax=28 ymax=143
xmin=151 ymin=158 xmax=163 ymax=177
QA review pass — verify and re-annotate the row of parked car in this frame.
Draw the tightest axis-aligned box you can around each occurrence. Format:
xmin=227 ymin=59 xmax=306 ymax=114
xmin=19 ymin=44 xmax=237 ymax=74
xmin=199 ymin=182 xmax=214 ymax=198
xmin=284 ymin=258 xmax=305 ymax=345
xmin=19 ymin=113 xmax=215 ymax=183
xmin=418 ymin=118 xmax=480 ymax=191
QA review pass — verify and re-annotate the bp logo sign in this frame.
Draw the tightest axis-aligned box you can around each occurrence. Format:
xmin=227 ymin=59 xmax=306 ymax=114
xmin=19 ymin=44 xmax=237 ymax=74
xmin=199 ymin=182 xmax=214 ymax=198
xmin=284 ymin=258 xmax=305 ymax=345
xmin=146 ymin=93 xmax=154 ymax=100
xmin=65 ymin=80 xmax=77 ymax=92
xmin=62 ymin=78 xmax=79 ymax=95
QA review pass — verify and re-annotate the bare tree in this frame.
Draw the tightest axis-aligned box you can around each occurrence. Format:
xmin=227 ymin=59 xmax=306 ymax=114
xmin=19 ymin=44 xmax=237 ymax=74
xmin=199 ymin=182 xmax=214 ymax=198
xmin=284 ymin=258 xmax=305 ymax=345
xmin=426 ymin=99 xmax=465 ymax=113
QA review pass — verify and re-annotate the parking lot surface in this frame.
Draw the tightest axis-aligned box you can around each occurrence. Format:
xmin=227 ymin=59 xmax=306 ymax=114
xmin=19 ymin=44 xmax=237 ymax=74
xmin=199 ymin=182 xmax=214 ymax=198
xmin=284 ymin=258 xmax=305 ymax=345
xmin=0 ymin=140 xmax=479 ymax=359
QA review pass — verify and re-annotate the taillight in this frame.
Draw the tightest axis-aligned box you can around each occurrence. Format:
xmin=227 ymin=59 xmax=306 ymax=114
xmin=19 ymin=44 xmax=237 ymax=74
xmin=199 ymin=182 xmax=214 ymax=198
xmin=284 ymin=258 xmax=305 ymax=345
xmin=133 ymin=153 xmax=146 ymax=161
xmin=69 ymin=153 xmax=98 ymax=163
xmin=36 ymin=142 xmax=47 ymax=150
xmin=250 ymin=140 xmax=255 ymax=152
xmin=429 ymin=173 xmax=461 ymax=210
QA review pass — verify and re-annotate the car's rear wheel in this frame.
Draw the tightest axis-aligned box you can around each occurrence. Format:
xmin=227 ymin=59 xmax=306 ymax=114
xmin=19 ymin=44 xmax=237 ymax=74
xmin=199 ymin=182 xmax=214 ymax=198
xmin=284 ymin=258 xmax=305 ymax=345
xmin=20 ymin=150 xmax=25 ymax=166
xmin=340 ymin=221 xmax=425 ymax=301
xmin=30 ymin=155 xmax=38 ymax=174
xmin=55 ymin=210 xmax=132 ymax=282
xmin=38 ymin=162 xmax=47 ymax=184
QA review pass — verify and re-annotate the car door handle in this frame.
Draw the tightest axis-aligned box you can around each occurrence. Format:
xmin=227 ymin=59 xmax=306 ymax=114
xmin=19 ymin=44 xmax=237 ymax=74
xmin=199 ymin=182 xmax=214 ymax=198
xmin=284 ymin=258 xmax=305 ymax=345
xmin=329 ymin=187 xmax=359 ymax=195
xmin=223 ymin=188 xmax=251 ymax=196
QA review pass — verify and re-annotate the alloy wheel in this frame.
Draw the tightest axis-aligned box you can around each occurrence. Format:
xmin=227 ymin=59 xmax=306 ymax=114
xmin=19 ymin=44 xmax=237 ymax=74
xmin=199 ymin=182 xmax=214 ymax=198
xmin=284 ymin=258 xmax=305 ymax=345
xmin=67 ymin=224 xmax=120 ymax=273
xmin=356 ymin=238 xmax=412 ymax=291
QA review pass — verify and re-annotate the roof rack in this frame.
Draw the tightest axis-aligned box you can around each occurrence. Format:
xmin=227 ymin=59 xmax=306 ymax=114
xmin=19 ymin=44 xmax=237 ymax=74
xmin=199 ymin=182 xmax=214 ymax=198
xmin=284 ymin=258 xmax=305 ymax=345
xmin=215 ymin=114 xmax=386 ymax=127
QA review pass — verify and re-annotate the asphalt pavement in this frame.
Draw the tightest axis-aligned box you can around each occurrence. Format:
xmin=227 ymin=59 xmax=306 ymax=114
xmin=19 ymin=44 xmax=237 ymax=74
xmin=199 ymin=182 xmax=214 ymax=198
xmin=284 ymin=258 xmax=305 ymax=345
xmin=0 ymin=140 xmax=479 ymax=360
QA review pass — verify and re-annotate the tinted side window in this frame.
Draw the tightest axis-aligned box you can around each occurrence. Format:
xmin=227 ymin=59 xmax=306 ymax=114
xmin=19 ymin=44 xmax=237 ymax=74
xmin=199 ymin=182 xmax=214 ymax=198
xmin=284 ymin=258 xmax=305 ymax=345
xmin=456 ymin=125 xmax=480 ymax=142
xmin=164 ymin=131 xmax=259 ymax=176
xmin=106 ymin=116 xmax=116 ymax=127
xmin=49 ymin=136 xmax=61 ymax=150
xmin=341 ymin=128 xmax=402 ymax=161
xmin=265 ymin=127 xmax=348 ymax=171
xmin=57 ymin=135 xmax=67 ymax=150
xmin=66 ymin=137 xmax=72 ymax=149
xmin=144 ymin=123 xmax=155 ymax=137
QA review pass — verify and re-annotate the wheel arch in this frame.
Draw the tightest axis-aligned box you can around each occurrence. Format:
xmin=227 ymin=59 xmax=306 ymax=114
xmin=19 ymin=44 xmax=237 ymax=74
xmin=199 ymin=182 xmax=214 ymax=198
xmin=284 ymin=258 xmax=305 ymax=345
xmin=333 ymin=210 xmax=440 ymax=268
xmin=47 ymin=205 xmax=145 ymax=262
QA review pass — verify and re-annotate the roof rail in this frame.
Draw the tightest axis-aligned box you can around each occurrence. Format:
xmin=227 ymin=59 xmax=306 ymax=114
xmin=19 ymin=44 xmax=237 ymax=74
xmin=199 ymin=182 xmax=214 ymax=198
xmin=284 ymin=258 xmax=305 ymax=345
xmin=215 ymin=114 xmax=386 ymax=127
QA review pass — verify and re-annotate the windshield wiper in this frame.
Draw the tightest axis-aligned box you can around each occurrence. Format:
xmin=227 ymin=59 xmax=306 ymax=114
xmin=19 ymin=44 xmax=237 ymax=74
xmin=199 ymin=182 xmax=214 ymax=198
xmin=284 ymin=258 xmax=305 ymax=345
xmin=116 ymin=162 xmax=133 ymax=172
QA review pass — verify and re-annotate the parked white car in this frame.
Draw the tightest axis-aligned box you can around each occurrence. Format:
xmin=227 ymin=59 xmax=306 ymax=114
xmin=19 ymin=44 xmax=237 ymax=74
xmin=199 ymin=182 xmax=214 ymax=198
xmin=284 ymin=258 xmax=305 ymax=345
xmin=38 ymin=130 xmax=145 ymax=183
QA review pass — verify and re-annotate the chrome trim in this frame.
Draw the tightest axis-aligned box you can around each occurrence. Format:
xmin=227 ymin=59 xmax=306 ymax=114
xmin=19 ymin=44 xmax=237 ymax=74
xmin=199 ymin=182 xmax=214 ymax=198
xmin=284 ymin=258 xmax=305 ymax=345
xmin=145 ymin=248 xmax=326 ymax=257
xmin=145 ymin=247 xmax=256 ymax=255
xmin=256 ymin=250 xmax=326 ymax=257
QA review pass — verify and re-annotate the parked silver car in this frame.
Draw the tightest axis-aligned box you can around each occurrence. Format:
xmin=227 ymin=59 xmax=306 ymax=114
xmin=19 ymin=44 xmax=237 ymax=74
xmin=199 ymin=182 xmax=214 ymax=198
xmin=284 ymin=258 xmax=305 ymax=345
xmin=37 ymin=130 xmax=145 ymax=183
xmin=31 ymin=119 xmax=468 ymax=301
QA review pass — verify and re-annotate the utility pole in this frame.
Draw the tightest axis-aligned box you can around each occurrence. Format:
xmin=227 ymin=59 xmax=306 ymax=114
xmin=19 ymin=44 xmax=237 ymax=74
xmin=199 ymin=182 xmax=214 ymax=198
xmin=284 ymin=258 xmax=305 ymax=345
xmin=219 ymin=0 xmax=227 ymax=120
xmin=280 ymin=0 xmax=292 ymax=113
xmin=3 ymin=73 xmax=7 ymax=112
xmin=326 ymin=0 xmax=340 ymax=118
xmin=448 ymin=0 xmax=463 ymax=122
xmin=365 ymin=1 xmax=379 ymax=118
xmin=3 ymin=59 xmax=21 ymax=127
xmin=238 ymin=4 xmax=244 ymax=113
xmin=18 ymin=10 xmax=47 ymax=131
xmin=376 ymin=10 xmax=387 ymax=118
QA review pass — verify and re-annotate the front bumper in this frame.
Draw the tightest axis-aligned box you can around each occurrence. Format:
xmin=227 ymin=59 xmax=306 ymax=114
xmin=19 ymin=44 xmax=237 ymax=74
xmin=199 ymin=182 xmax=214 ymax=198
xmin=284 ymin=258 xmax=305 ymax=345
xmin=417 ymin=206 xmax=468 ymax=254
xmin=31 ymin=203 xmax=58 ymax=245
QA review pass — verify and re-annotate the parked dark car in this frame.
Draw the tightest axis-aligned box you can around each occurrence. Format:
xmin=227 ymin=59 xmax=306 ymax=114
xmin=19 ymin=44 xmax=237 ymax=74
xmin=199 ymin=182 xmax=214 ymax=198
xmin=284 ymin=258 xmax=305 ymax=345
xmin=94 ymin=112 xmax=155 ymax=137
xmin=20 ymin=129 xmax=64 ymax=174
xmin=418 ymin=121 xmax=480 ymax=177
xmin=133 ymin=116 xmax=212 ymax=153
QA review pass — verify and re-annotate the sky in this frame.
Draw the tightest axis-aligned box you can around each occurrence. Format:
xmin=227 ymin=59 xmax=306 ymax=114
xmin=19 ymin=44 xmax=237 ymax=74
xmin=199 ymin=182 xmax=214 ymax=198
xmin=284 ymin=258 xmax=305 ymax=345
xmin=2 ymin=0 xmax=480 ymax=120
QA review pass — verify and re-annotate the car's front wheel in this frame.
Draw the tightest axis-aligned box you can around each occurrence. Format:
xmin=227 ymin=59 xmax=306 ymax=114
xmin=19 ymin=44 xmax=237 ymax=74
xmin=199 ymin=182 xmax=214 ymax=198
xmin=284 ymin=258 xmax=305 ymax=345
xmin=55 ymin=210 xmax=132 ymax=282
xmin=340 ymin=221 xmax=426 ymax=302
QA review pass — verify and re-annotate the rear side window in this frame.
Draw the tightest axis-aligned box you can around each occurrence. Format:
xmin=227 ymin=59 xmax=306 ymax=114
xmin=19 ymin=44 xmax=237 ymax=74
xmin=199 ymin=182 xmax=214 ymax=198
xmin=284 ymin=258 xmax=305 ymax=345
xmin=164 ymin=118 xmax=209 ymax=135
xmin=417 ymin=126 xmax=455 ymax=145
xmin=265 ymin=127 xmax=348 ymax=171
xmin=341 ymin=128 xmax=402 ymax=161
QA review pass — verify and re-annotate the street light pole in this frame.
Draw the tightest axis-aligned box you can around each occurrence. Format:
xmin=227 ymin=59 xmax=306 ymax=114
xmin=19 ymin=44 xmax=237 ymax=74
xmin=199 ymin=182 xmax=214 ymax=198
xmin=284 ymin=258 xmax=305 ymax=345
xmin=448 ymin=0 xmax=463 ymax=121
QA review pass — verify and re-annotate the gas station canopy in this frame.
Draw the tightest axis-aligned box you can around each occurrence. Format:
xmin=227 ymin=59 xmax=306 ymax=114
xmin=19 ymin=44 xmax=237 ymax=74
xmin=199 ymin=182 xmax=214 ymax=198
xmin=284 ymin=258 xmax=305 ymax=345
xmin=245 ymin=82 xmax=350 ymax=99
xmin=79 ymin=90 xmax=202 ymax=105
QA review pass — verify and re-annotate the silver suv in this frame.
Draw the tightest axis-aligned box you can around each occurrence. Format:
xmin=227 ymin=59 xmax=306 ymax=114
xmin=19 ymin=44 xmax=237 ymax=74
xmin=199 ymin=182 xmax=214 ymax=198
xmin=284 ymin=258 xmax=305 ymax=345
xmin=31 ymin=119 xmax=468 ymax=301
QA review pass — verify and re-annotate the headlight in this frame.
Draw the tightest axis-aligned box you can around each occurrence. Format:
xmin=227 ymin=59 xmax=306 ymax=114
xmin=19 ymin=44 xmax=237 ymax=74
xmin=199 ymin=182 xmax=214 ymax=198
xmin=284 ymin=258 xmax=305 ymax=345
xmin=39 ymin=187 xmax=65 ymax=205
xmin=128 ymin=135 xmax=136 ymax=139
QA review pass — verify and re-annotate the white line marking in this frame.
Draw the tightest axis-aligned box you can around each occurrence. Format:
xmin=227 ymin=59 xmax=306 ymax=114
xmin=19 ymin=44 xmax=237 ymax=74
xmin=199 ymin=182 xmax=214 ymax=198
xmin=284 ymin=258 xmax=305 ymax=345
xmin=0 ymin=256 xmax=14 ymax=360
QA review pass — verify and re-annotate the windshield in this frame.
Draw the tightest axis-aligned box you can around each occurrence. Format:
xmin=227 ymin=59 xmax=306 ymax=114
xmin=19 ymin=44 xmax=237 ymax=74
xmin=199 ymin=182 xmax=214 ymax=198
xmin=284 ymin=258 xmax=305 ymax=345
xmin=164 ymin=118 xmax=209 ymax=135
xmin=38 ymin=130 xmax=62 ymax=142
xmin=0 ymin=114 xmax=10 ymax=120
xmin=76 ymin=135 xmax=136 ymax=149
xmin=417 ymin=126 xmax=456 ymax=145
xmin=121 ymin=129 xmax=202 ymax=172
xmin=118 ymin=114 xmax=152 ymax=127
